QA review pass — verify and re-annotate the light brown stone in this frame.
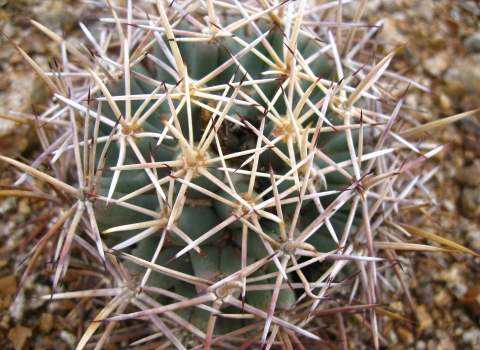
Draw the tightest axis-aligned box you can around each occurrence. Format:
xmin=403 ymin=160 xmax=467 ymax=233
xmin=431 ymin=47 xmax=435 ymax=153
xmin=416 ymin=305 xmax=433 ymax=335
xmin=39 ymin=313 xmax=54 ymax=334
xmin=0 ymin=274 xmax=17 ymax=295
xmin=8 ymin=325 xmax=32 ymax=350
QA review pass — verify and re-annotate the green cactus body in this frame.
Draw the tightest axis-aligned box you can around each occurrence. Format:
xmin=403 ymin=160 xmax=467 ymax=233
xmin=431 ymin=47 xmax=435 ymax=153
xmin=86 ymin=4 xmax=379 ymax=343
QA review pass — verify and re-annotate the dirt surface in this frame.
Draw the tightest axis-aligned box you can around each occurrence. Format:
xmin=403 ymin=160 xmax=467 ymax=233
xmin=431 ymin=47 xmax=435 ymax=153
xmin=0 ymin=1 xmax=479 ymax=349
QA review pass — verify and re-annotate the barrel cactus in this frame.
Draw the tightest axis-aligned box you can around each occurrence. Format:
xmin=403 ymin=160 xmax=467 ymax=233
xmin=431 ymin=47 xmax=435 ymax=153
xmin=2 ymin=0 xmax=479 ymax=349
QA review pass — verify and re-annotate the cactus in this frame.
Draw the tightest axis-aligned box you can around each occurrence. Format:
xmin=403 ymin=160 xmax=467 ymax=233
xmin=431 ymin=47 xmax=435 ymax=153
xmin=2 ymin=0 xmax=479 ymax=349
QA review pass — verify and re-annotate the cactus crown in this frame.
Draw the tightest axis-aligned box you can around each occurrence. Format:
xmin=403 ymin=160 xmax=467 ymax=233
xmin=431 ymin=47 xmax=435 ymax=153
xmin=2 ymin=0 xmax=479 ymax=349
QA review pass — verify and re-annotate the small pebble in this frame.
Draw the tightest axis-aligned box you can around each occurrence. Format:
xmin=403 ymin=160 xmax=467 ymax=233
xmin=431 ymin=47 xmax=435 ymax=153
xmin=466 ymin=229 xmax=480 ymax=252
xmin=416 ymin=340 xmax=427 ymax=350
xmin=465 ymin=31 xmax=480 ymax=53
xmin=442 ymin=200 xmax=456 ymax=213
xmin=463 ymin=328 xmax=480 ymax=345
xmin=456 ymin=162 xmax=480 ymax=187
xmin=8 ymin=325 xmax=32 ymax=350
xmin=447 ymin=281 xmax=468 ymax=299
xmin=461 ymin=1 xmax=480 ymax=16
xmin=416 ymin=305 xmax=433 ymax=335
xmin=59 ymin=330 xmax=76 ymax=348
xmin=438 ymin=93 xmax=452 ymax=110
xmin=434 ymin=289 xmax=453 ymax=308
xmin=423 ymin=53 xmax=448 ymax=77
xmin=0 ymin=274 xmax=17 ymax=295
xmin=39 ymin=313 xmax=53 ymax=334
xmin=397 ymin=326 xmax=414 ymax=345
xmin=461 ymin=186 xmax=480 ymax=219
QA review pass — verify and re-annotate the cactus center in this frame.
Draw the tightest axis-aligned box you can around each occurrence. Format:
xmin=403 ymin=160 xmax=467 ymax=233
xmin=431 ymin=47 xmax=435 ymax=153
xmin=214 ymin=280 xmax=242 ymax=305
xmin=180 ymin=148 xmax=210 ymax=177
xmin=280 ymin=239 xmax=298 ymax=256
xmin=235 ymin=192 xmax=258 ymax=220
xmin=180 ymin=77 xmax=200 ymax=97
xmin=299 ymin=165 xmax=326 ymax=188
xmin=272 ymin=118 xmax=296 ymax=142
xmin=119 ymin=122 xmax=141 ymax=136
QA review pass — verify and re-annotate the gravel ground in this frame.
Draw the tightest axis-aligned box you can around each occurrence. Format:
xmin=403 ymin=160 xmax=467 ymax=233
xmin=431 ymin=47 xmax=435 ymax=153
xmin=0 ymin=1 xmax=479 ymax=349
